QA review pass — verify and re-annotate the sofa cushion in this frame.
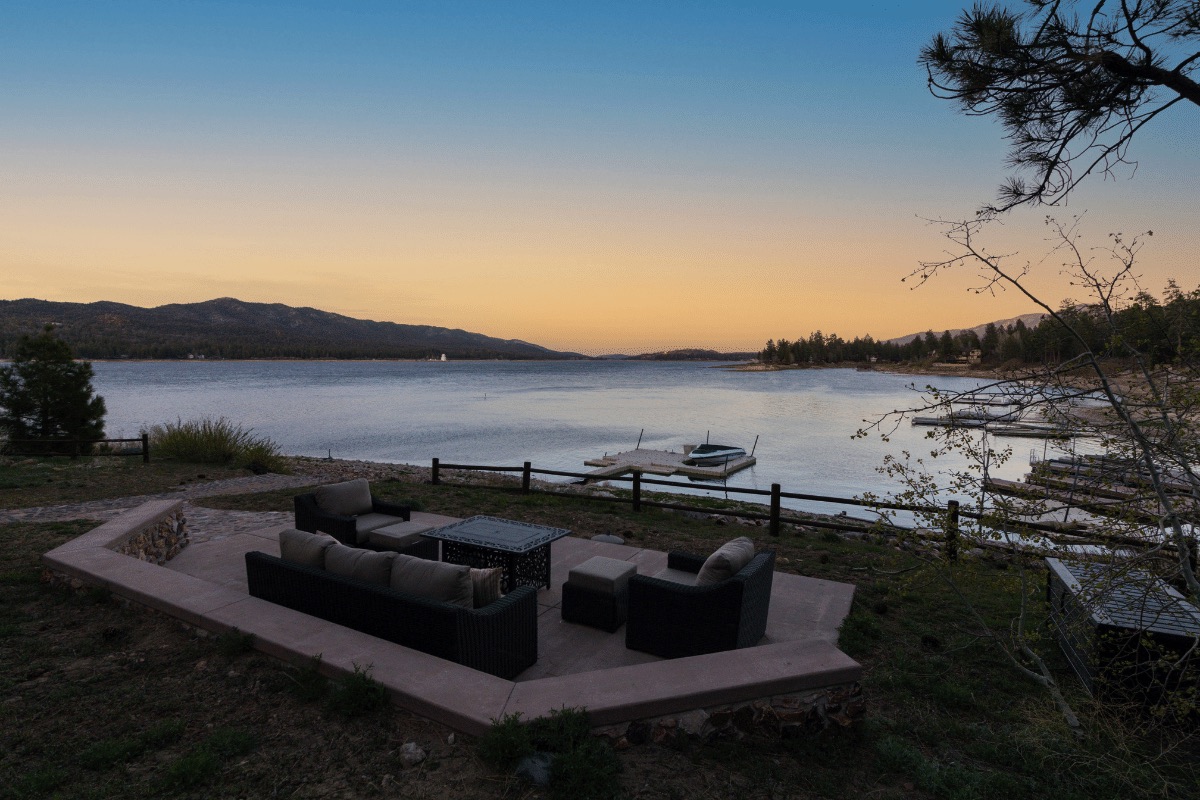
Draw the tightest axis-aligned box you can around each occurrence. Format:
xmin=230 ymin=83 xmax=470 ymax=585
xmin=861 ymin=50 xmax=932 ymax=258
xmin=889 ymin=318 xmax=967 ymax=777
xmin=279 ymin=528 xmax=338 ymax=568
xmin=696 ymin=536 xmax=756 ymax=586
xmin=471 ymin=567 xmax=505 ymax=608
xmin=390 ymin=555 xmax=473 ymax=608
xmin=315 ymin=478 xmax=373 ymax=517
xmin=325 ymin=542 xmax=395 ymax=586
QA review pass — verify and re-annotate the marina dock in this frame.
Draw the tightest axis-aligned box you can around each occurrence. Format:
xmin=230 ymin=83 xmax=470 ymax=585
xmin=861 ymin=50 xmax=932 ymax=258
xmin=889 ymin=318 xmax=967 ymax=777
xmin=583 ymin=447 xmax=756 ymax=481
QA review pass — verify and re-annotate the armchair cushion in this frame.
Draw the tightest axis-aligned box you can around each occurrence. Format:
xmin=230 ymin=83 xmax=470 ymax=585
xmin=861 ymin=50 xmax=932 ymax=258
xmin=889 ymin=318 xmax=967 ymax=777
xmin=355 ymin=513 xmax=403 ymax=541
xmin=390 ymin=554 xmax=474 ymax=608
xmin=315 ymin=478 xmax=373 ymax=516
xmin=325 ymin=542 xmax=395 ymax=586
xmin=279 ymin=528 xmax=338 ymax=568
xmin=696 ymin=536 xmax=756 ymax=586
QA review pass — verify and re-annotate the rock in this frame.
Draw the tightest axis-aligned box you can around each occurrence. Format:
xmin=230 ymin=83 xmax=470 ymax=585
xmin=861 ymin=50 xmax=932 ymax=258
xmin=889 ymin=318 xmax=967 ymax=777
xmin=678 ymin=710 xmax=709 ymax=736
xmin=515 ymin=752 xmax=554 ymax=786
xmin=591 ymin=534 xmax=625 ymax=545
xmin=445 ymin=733 xmax=455 ymax=746
xmin=399 ymin=742 xmax=426 ymax=767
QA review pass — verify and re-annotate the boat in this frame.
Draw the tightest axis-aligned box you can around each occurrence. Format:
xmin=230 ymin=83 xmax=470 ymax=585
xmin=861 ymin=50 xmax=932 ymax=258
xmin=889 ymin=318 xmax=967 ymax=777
xmin=686 ymin=443 xmax=747 ymax=465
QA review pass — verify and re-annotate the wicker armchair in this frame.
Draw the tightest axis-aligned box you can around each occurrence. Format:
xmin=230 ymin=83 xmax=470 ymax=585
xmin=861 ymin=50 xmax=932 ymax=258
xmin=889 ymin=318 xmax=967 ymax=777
xmin=625 ymin=550 xmax=775 ymax=659
xmin=294 ymin=490 xmax=408 ymax=542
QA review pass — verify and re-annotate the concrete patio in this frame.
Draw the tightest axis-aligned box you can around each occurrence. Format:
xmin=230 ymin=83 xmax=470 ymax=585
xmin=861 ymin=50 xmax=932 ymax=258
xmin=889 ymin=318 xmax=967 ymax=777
xmin=43 ymin=500 xmax=861 ymax=736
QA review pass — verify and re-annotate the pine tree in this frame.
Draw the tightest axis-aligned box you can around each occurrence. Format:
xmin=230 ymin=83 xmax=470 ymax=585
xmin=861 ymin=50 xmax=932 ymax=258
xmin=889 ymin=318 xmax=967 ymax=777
xmin=0 ymin=326 xmax=106 ymax=455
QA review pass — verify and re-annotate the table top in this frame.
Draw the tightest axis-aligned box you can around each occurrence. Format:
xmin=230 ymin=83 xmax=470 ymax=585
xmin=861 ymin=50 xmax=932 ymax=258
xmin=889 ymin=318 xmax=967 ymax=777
xmin=423 ymin=515 xmax=572 ymax=554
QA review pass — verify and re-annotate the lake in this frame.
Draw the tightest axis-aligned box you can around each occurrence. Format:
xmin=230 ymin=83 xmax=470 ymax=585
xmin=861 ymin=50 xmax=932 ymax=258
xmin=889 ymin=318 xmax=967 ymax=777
xmin=90 ymin=360 xmax=1065 ymax=517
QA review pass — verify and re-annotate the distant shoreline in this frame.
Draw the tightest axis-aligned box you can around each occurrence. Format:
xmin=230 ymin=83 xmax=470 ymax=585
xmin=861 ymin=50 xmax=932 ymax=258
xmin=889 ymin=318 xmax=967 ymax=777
xmin=726 ymin=361 xmax=1001 ymax=379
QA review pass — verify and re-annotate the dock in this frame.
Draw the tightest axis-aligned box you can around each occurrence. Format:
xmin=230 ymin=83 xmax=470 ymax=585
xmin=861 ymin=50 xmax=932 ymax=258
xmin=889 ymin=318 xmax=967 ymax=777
xmin=583 ymin=447 xmax=756 ymax=481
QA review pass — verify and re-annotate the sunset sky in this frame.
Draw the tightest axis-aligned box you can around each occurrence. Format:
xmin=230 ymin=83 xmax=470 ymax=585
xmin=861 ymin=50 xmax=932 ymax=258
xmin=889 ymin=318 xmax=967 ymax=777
xmin=3 ymin=1 xmax=1196 ymax=354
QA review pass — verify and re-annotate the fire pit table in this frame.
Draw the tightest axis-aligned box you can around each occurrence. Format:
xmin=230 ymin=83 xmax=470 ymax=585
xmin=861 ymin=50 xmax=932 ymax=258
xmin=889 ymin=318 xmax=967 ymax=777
xmin=424 ymin=515 xmax=571 ymax=591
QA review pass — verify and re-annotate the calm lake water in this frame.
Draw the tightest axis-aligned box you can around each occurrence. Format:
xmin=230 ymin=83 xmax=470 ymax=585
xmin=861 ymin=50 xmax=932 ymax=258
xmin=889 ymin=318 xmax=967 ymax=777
xmin=91 ymin=360 xmax=1060 ymax=517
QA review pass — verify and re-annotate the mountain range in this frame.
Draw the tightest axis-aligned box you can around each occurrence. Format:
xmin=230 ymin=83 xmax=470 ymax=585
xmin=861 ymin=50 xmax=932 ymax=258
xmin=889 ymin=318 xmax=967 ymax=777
xmin=0 ymin=298 xmax=582 ymax=360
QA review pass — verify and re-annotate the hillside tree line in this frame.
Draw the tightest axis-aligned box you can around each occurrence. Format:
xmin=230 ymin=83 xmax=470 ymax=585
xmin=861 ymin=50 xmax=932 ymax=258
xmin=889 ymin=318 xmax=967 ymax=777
xmin=759 ymin=282 xmax=1200 ymax=367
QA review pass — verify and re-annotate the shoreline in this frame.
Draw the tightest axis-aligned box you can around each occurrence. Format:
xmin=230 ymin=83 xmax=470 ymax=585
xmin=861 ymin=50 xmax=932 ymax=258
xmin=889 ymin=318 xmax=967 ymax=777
xmin=727 ymin=361 xmax=1002 ymax=379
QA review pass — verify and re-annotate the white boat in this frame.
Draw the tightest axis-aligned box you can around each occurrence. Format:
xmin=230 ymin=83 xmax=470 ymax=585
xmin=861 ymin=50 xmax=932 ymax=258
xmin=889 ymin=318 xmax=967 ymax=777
xmin=687 ymin=443 xmax=746 ymax=465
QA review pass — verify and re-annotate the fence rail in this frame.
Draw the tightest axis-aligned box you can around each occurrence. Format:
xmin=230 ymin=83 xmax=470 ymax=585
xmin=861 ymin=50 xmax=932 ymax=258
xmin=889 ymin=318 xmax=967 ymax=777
xmin=3 ymin=433 xmax=150 ymax=462
xmin=429 ymin=457 xmax=1133 ymax=556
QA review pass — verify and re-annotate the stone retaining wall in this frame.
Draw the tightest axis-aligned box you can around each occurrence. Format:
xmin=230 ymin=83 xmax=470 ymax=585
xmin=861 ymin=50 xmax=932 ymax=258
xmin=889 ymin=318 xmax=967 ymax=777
xmin=114 ymin=508 xmax=188 ymax=564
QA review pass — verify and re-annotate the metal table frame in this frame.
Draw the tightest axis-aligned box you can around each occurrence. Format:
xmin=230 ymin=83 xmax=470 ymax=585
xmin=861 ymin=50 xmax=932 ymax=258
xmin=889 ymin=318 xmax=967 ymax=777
xmin=424 ymin=516 xmax=571 ymax=591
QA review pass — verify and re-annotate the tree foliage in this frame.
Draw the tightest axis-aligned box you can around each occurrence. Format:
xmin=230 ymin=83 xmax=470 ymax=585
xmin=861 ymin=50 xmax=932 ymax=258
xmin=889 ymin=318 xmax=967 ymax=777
xmin=921 ymin=0 xmax=1200 ymax=210
xmin=0 ymin=326 xmax=106 ymax=455
xmin=756 ymin=283 xmax=1200 ymax=367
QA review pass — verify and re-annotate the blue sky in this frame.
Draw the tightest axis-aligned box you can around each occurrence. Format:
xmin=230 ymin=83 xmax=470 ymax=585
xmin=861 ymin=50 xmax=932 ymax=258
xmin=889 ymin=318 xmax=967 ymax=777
xmin=3 ymin=1 xmax=1195 ymax=352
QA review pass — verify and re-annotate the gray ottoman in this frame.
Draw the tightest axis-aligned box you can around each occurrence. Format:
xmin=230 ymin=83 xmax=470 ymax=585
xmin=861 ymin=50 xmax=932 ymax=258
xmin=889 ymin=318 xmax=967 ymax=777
xmin=365 ymin=521 xmax=440 ymax=560
xmin=561 ymin=556 xmax=636 ymax=632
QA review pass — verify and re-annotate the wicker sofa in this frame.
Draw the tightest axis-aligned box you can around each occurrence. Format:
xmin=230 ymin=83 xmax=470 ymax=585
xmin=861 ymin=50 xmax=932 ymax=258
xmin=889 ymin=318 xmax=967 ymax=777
xmin=245 ymin=551 xmax=538 ymax=679
xmin=625 ymin=548 xmax=775 ymax=659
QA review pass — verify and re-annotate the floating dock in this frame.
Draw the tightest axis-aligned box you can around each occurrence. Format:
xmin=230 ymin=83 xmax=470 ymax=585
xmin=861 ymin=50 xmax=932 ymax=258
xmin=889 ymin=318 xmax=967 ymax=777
xmin=583 ymin=447 xmax=756 ymax=481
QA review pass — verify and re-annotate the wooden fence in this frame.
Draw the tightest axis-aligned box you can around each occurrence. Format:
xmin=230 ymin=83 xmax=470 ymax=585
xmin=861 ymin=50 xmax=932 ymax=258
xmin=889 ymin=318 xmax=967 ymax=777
xmin=427 ymin=457 xmax=1136 ymax=558
xmin=3 ymin=433 xmax=150 ymax=462
xmin=428 ymin=457 xmax=979 ymax=550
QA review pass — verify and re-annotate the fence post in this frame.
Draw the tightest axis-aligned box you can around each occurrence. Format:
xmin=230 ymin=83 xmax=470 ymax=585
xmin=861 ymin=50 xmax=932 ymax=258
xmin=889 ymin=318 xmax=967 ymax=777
xmin=770 ymin=483 xmax=781 ymax=537
xmin=141 ymin=432 xmax=150 ymax=464
xmin=632 ymin=470 xmax=642 ymax=512
xmin=522 ymin=461 xmax=531 ymax=493
xmin=945 ymin=500 xmax=960 ymax=561
xmin=431 ymin=458 xmax=440 ymax=485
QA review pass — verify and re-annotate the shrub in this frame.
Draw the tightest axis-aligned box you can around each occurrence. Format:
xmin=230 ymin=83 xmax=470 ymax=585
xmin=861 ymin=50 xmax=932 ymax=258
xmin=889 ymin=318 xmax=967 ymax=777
xmin=529 ymin=706 xmax=592 ymax=753
xmin=326 ymin=663 xmax=388 ymax=717
xmin=477 ymin=713 xmax=534 ymax=770
xmin=147 ymin=417 xmax=287 ymax=473
xmin=478 ymin=708 xmax=620 ymax=799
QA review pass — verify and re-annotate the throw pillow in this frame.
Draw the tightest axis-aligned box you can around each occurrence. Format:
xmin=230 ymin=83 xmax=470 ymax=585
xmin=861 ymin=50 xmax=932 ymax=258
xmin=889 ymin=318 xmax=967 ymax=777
xmin=324 ymin=542 xmax=395 ymax=586
xmin=695 ymin=536 xmax=756 ymax=586
xmin=470 ymin=567 xmax=504 ymax=608
xmin=390 ymin=555 xmax=473 ymax=608
xmin=279 ymin=528 xmax=338 ymax=568
xmin=314 ymin=478 xmax=373 ymax=517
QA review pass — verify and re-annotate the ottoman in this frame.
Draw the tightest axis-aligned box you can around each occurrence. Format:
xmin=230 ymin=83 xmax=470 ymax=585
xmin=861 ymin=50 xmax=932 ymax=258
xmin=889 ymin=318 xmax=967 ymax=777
xmin=561 ymin=556 xmax=636 ymax=632
xmin=366 ymin=521 xmax=440 ymax=560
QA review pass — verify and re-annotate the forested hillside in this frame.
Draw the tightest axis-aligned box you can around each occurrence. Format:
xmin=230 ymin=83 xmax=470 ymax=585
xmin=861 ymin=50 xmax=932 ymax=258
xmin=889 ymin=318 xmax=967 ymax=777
xmin=758 ymin=284 xmax=1200 ymax=367
xmin=0 ymin=298 xmax=579 ymax=360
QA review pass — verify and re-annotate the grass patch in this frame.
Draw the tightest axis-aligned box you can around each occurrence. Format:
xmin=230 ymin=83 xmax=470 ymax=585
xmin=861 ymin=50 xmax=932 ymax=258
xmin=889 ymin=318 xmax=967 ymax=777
xmin=0 ymin=457 xmax=247 ymax=510
xmin=161 ymin=750 xmax=221 ymax=790
xmin=147 ymin=417 xmax=288 ymax=473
